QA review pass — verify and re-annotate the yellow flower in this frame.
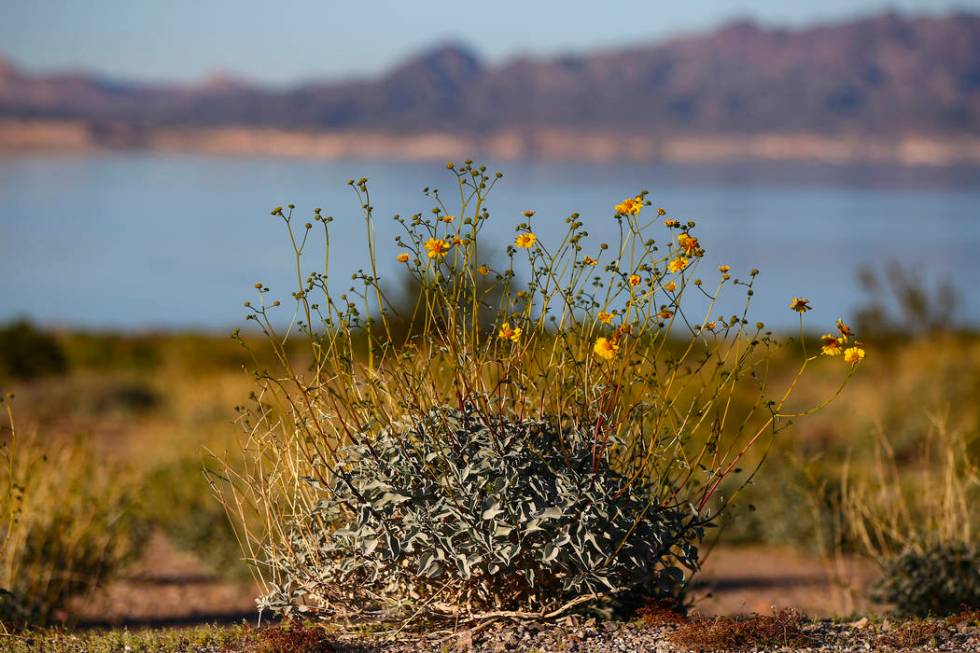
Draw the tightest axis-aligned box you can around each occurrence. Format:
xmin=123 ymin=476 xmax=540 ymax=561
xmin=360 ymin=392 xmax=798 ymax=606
xmin=440 ymin=214 xmax=455 ymax=223
xmin=790 ymin=297 xmax=812 ymax=313
xmin=424 ymin=238 xmax=451 ymax=259
xmin=593 ymin=336 xmax=619 ymax=360
xmin=843 ymin=346 xmax=866 ymax=365
xmin=452 ymin=236 xmax=464 ymax=245
xmin=718 ymin=265 xmax=731 ymax=274
xmin=583 ymin=256 xmax=598 ymax=266
xmin=477 ymin=264 xmax=490 ymax=276
xmin=657 ymin=309 xmax=674 ymax=320
xmin=628 ymin=274 xmax=642 ymax=287
xmin=705 ymin=321 xmax=717 ymax=331
xmin=663 ymin=280 xmax=677 ymax=293
xmin=396 ymin=252 xmax=410 ymax=263
xmin=515 ymin=232 xmax=537 ymax=249
xmin=836 ymin=318 xmax=853 ymax=341
xmin=498 ymin=322 xmax=522 ymax=342
xmin=677 ymin=233 xmax=699 ymax=255
xmin=667 ymin=256 xmax=689 ymax=273
xmin=615 ymin=196 xmax=644 ymax=216
xmin=664 ymin=219 xmax=680 ymax=228
xmin=597 ymin=310 xmax=615 ymax=325
xmin=820 ymin=333 xmax=842 ymax=356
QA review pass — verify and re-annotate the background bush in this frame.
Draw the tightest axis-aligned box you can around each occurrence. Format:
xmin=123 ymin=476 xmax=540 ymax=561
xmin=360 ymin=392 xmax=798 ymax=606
xmin=871 ymin=541 xmax=980 ymax=617
xmin=0 ymin=321 xmax=67 ymax=380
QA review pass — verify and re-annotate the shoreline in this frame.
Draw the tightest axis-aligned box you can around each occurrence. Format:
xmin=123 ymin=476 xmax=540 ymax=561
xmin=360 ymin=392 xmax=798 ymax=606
xmin=2 ymin=119 xmax=980 ymax=167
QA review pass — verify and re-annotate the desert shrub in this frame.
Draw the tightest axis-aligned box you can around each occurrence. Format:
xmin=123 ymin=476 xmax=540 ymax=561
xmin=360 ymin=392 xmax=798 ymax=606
xmin=218 ymin=163 xmax=860 ymax=625
xmin=263 ymin=405 xmax=699 ymax=618
xmin=0 ymin=321 xmax=67 ymax=380
xmin=843 ymin=416 xmax=979 ymax=617
xmin=0 ymin=397 xmax=147 ymax=627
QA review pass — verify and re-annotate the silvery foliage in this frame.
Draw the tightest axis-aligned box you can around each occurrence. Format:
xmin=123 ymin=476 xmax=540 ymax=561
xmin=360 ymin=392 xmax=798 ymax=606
xmin=259 ymin=404 xmax=704 ymax=619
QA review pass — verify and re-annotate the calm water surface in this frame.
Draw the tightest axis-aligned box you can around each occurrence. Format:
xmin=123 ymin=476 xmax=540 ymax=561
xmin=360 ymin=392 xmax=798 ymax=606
xmin=1 ymin=154 xmax=978 ymax=331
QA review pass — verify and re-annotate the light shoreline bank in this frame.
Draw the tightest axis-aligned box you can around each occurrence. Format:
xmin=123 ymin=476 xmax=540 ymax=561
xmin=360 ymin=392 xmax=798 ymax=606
xmin=3 ymin=119 xmax=979 ymax=167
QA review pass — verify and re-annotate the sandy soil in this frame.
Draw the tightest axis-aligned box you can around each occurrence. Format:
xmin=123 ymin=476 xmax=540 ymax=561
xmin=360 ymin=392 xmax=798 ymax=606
xmin=71 ymin=534 xmax=258 ymax=628
xmin=691 ymin=546 xmax=875 ymax=617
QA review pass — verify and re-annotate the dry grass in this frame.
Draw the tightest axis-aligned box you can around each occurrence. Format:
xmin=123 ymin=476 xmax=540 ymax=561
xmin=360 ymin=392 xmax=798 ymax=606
xmin=875 ymin=619 xmax=944 ymax=649
xmin=250 ymin=622 xmax=336 ymax=653
xmin=948 ymin=608 xmax=980 ymax=628
xmin=667 ymin=610 xmax=813 ymax=651
xmin=633 ymin=601 xmax=689 ymax=626
xmin=0 ymin=399 xmax=147 ymax=626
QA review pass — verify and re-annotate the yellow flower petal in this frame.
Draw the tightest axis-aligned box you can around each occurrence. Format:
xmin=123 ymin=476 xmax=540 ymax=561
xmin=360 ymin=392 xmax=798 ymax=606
xmin=593 ymin=337 xmax=619 ymax=360
xmin=515 ymin=232 xmax=537 ymax=249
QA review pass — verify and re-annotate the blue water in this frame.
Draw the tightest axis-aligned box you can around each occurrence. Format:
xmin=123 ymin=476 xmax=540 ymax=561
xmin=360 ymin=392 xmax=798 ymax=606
xmin=1 ymin=154 xmax=978 ymax=332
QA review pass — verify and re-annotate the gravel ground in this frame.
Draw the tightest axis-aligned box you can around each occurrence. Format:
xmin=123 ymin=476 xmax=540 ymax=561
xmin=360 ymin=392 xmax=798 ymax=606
xmin=10 ymin=615 xmax=978 ymax=652
xmin=323 ymin=616 xmax=980 ymax=653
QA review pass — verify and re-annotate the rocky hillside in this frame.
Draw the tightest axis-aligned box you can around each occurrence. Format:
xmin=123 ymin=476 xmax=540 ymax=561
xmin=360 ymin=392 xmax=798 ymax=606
xmin=2 ymin=11 xmax=979 ymax=137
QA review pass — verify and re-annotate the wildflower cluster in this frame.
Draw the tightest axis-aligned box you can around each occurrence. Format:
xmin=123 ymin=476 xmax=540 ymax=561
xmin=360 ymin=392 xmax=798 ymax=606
xmin=221 ymin=162 xmax=860 ymax=625
xmin=818 ymin=318 xmax=864 ymax=364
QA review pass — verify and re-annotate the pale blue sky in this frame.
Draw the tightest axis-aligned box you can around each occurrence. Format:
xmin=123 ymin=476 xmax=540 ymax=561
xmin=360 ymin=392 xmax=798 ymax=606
xmin=2 ymin=0 xmax=978 ymax=85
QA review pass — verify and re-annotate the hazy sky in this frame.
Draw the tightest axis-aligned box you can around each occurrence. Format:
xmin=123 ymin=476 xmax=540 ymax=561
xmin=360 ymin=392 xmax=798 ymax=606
xmin=3 ymin=0 xmax=978 ymax=85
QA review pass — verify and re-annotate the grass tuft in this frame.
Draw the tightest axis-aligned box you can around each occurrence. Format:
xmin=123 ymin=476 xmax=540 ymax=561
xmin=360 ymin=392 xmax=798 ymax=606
xmin=668 ymin=610 xmax=812 ymax=651
xmin=875 ymin=619 xmax=944 ymax=649
xmin=250 ymin=621 xmax=335 ymax=653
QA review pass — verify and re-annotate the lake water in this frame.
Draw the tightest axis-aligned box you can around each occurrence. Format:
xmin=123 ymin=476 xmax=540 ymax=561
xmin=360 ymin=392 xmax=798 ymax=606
xmin=1 ymin=154 xmax=978 ymax=332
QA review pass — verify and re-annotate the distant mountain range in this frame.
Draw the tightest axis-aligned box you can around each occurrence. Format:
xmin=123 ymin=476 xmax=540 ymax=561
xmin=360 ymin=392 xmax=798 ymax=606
xmin=2 ymin=11 xmax=980 ymax=164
